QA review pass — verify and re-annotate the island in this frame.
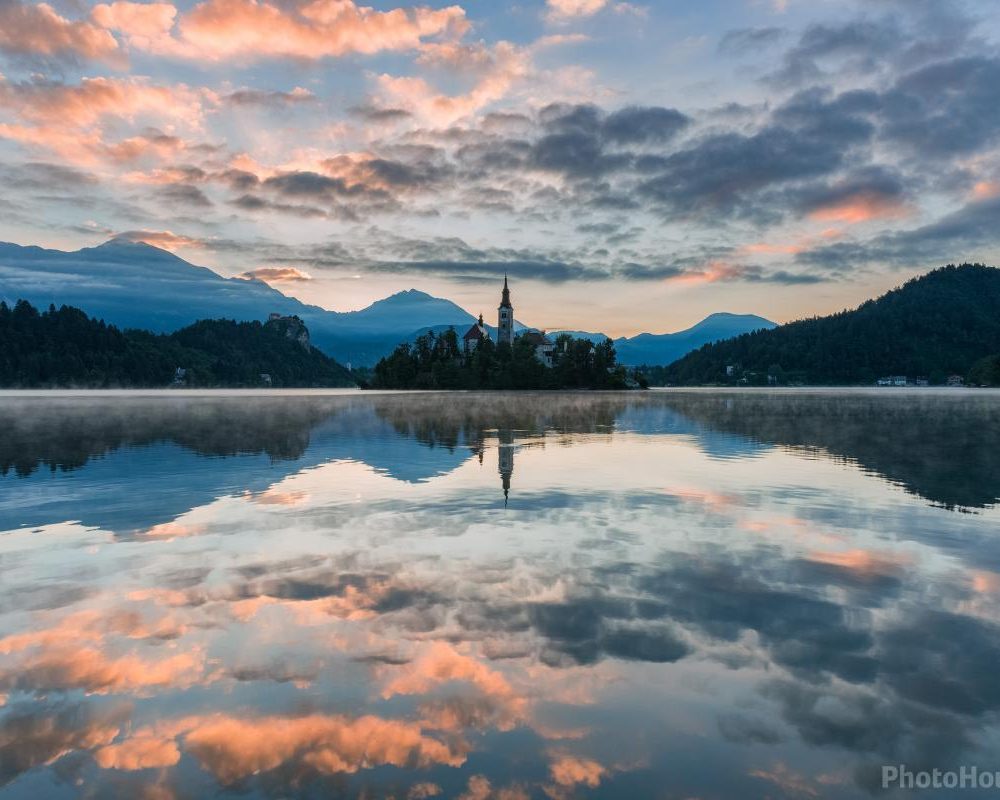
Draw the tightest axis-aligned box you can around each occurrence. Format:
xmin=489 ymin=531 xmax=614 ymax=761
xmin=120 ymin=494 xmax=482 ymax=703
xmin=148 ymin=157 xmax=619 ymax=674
xmin=368 ymin=276 xmax=645 ymax=390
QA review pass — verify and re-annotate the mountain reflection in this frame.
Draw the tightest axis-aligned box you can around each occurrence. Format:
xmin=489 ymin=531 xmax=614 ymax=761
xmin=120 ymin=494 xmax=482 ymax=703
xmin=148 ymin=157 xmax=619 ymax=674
xmin=2 ymin=390 xmax=1000 ymax=799
xmin=2 ymin=390 xmax=998 ymax=515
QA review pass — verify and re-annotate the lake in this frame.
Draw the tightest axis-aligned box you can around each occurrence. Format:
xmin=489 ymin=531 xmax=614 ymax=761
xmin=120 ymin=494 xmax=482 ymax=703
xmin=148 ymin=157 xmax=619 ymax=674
xmin=2 ymin=389 xmax=1000 ymax=799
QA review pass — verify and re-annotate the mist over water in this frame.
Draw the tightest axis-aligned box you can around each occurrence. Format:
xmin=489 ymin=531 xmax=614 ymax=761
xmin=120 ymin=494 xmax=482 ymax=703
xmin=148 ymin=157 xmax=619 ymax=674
xmin=2 ymin=389 xmax=999 ymax=799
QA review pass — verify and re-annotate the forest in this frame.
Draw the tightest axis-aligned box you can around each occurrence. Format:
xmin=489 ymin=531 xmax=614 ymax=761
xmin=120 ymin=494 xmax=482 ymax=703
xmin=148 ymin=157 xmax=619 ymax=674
xmin=658 ymin=264 xmax=1000 ymax=386
xmin=369 ymin=328 xmax=644 ymax=390
xmin=0 ymin=300 xmax=356 ymax=388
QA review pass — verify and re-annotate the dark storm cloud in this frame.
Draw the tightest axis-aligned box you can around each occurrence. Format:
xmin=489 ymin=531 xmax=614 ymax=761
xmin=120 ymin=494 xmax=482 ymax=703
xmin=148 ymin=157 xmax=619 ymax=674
xmin=718 ymin=26 xmax=786 ymax=56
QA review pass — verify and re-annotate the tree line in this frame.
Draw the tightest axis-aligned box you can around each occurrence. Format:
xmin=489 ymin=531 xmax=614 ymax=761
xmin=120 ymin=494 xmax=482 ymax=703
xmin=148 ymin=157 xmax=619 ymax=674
xmin=656 ymin=264 xmax=1000 ymax=386
xmin=369 ymin=328 xmax=645 ymax=390
xmin=0 ymin=300 xmax=355 ymax=388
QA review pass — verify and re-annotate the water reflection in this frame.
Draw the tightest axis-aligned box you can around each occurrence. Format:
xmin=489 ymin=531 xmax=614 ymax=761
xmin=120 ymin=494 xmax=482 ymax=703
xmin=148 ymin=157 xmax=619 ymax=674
xmin=1 ymin=389 xmax=999 ymax=799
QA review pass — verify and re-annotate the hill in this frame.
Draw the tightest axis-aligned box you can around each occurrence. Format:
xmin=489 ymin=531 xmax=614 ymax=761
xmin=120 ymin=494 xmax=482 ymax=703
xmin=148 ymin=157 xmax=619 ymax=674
xmin=0 ymin=300 xmax=356 ymax=388
xmin=662 ymin=264 xmax=1000 ymax=385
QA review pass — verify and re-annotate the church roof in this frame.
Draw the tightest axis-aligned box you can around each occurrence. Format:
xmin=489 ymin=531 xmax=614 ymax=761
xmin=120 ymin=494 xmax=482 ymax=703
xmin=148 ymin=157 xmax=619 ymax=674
xmin=463 ymin=315 xmax=489 ymax=340
xmin=499 ymin=274 xmax=512 ymax=309
xmin=520 ymin=330 xmax=552 ymax=346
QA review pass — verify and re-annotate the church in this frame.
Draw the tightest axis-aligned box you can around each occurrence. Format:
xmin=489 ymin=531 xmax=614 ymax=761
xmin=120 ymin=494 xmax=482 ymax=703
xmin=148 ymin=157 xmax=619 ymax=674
xmin=462 ymin=276 xmax=556 ymax=366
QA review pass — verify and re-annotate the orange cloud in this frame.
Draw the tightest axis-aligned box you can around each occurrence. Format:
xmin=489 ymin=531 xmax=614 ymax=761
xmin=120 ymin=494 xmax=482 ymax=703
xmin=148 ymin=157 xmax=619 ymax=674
xmin=240 ymin=267 xmax=313 ymax=283
xmin=182 ymin=713 xmax=466 ymax=782
xmin=807 ymin=191 xmax=909 ymax=224
xmin=381 ymin=642 xmax=515 ymax=702
xmin=972 ymin=181 xmax=1000 ymax=200
xmin=375 ymin=41 xmax=529 ymax=126
xmin=806 ymin=548 xmax=910 ymax=578
xmin=0 ymin=75 xmax=210 ymax=129
xmin=3 ymin=646 xmax=204 ymax=694
xmin=664 ymin=485 xmax=740 ymax=513
xmin=662 ymin=261 xmax=748 ymax=287
xmin=457 ymin=775 xmax=530 ymax=800
xmin=94 ymin=735 xmax=181 ymax=770
xmin=749 ymin=762 xmax=820 ymax=798
xmin=98 ymin=0 xmax=470 ymax=62
xmin=0 ymin=0 xmax=120 ymax=63
xmin=549 ymin=754 xmax=606 ymax=787
xmin=115 ymin=230 xmax=204 ymax=250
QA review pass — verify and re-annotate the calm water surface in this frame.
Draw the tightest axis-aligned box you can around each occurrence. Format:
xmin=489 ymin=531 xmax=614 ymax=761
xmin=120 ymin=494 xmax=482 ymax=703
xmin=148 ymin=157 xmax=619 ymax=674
xmin=2 ymin=389 xmax=1000 ymax=799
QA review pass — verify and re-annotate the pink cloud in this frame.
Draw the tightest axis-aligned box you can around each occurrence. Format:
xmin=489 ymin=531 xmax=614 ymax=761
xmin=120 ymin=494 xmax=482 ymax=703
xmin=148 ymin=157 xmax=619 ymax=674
xmin=181 ymin=713 xmax=466 ymax=782
xmin=545 ymin=0 xmax=608 ymax=20
xmin=94 ymin=735 xmax=182 ymax=770
xmin=0 ymin=0 xmax=120 ymax=63
xmin=548 ymin=754 xmax=606 ymax=787
xmin=96 ymin=0 xmax=470 ymax=62
xmin=0 ymin=75 xmax=210 ymax=128
xmin=375 ymin=41 xmax=529 ymax=126
xmin=240 ymin=266 xmax=313 ymax=283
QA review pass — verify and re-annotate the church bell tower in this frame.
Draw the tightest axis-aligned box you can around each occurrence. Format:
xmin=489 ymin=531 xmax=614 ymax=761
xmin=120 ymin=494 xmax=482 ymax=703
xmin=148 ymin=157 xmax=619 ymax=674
xmin=498 ymin=274 xmax=513 ymax=346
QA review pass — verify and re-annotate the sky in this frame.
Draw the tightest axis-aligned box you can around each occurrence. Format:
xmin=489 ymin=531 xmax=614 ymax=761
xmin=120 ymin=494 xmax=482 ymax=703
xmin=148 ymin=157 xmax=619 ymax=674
xmin=0 ymin=0 xmax=999 ymax=336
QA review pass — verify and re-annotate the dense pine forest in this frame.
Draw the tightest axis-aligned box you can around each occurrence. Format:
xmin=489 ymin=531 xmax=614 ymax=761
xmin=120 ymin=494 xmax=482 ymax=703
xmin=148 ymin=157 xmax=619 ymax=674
xmin=370 ymin=328 xmax=644 ymax=390
xmin=0 ymin=300 xmax=356 ymax=388
xmin=659 ymin=264 xmax=1000 ymax=386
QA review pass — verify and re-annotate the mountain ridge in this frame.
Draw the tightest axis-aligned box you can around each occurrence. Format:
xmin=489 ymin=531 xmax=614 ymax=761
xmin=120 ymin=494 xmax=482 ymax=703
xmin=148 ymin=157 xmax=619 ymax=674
xmin=0 ymin=238 xmax=773 ymax=366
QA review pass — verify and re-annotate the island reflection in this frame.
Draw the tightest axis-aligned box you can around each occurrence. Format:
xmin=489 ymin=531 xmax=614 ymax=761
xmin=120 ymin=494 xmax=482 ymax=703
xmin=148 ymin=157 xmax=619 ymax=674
xmin=1 ymin=390 xmax=999 ymax=799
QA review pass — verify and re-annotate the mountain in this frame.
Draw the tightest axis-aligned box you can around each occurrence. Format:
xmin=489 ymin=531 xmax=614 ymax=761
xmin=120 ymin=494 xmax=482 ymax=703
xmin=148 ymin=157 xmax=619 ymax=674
xmin=551 ymin=314 xmax=776 ymax=365
xmin=0 ymin=239 xmax=475 ymax=366
xmin=663 ymin=264 xmax=1000 ymax=385
xmin=0 ymin=299 xmax=355 ymax=388
xmin=0 ymin=238 xmax=773 ymax=369
xmin=614 ymin=313 xmax=776 ymax=365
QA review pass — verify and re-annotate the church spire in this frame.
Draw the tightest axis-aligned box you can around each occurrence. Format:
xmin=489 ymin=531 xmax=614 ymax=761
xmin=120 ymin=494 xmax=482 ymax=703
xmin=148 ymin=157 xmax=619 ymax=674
xmin=497 ymin=273 xmax=514 ymax=345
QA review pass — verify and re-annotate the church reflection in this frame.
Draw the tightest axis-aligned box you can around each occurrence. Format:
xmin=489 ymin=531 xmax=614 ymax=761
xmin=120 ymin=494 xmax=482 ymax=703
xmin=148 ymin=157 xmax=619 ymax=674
xmin=498 ymin=428 xmax=514 ymax=505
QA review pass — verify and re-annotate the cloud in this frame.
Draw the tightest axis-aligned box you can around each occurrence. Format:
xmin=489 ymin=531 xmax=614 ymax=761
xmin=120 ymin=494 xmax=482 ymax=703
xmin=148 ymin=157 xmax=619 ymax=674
xmin=240 ymin=266 xmax=313 ymax=282
xmin=718 ymin=26 xmax=786 ymax=56
xmin=97 ymin=0 xmax=470 ymax=62
xmin=374 ymin=41 xmax=530 ymax=126
xmin=545 ymin=0 xmax=609 ymax=21
xmin=798 ymin=195 xmax=1000 ymax=270
xmin=0 ymin=0 xmax=120 ymax=64
xmin=182 ymin=712 xmax=466 ymax=782
xmin=548 ymin=754 xmax=606 ymax=787
xmin=115 ymin=229 xmax=204 ymax=250
xmin=223 ymin=87 xmax=316 ymax=107
xmin=93 ymin=735 xmax=181 ymax=770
